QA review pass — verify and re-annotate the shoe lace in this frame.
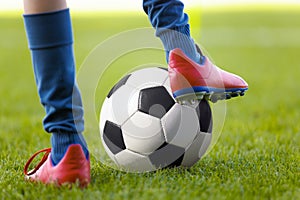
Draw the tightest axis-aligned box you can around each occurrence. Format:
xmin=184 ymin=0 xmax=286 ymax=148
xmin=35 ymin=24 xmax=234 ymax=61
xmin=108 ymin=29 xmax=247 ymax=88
xmin=24 ymin=148 xmax=51 ymax=176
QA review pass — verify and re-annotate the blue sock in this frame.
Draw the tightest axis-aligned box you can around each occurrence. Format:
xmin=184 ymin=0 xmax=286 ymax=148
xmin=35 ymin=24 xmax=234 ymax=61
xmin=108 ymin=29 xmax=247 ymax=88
xmin=51 ymin=132 xmax=89 ymax=165
xmin=158 ymin=25 xmax=201 ymax=64
xmin=23 ymin=9 xmax=88 ymax=165
xmin=143 ymin=0 xmax=202 ymax=64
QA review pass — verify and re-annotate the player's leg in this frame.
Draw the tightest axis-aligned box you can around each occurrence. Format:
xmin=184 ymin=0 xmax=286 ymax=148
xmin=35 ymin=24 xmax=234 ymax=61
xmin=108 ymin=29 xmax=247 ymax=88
xmin=143 ymin=0 xmax=248 ymax=103
xmin=143 ymin=0 xmax=200 ymax=63
xmin=23 ymin=0 xmax=67 ymax=14
xmin=23 ymin=0 xmax=90 ymax=186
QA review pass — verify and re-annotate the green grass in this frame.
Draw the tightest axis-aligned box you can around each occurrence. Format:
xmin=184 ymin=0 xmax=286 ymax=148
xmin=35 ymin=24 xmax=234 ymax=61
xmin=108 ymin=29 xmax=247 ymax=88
xmin=0 ymin=7 xmax=299 ymax=200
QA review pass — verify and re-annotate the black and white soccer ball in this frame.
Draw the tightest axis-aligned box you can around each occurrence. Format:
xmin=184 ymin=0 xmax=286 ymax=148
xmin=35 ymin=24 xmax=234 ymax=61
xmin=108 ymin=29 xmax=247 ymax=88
xmin=99 ymin=67 xmax=213 ymax=172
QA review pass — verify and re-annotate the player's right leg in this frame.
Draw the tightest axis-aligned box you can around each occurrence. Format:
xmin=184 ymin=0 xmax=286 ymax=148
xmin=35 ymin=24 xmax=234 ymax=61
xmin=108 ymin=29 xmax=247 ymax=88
xmin=168 ymin=48 xmax=248 ymax=103
xmin=22 ymin=0 xmax=90 ymax=187
xmin=143 ymin=0 xmax=248 ymax=103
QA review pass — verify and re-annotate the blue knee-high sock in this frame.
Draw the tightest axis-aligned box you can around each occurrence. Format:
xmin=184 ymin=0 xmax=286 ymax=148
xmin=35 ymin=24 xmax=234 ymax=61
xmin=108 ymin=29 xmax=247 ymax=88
xmin=23 ymin=9 xmax=88 ymax=165
xmin=143 ymin=0 xmax=202 ymax=63
xmin=159 ymin=25 xmax=201 ymax=63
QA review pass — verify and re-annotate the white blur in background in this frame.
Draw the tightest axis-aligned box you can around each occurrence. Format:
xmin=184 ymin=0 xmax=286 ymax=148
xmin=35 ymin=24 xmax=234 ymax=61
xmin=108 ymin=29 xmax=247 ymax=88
xmin=0 ymin=0 xmax=300 ymax=11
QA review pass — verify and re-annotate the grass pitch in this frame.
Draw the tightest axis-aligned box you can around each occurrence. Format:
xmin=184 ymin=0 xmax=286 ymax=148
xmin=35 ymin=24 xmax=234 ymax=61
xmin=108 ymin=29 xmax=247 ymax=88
xmin=0 ymin=7 xmax=299 ymax=200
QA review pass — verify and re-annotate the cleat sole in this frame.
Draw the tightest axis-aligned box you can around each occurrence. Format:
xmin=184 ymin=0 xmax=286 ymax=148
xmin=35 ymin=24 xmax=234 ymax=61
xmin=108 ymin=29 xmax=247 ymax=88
xmin=174 ymin=87 xmax=248 ymax=104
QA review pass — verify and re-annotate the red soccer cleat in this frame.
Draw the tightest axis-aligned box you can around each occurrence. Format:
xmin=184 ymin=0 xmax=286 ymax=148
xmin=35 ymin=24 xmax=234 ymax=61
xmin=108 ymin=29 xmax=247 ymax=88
xmin=168 ymin=48 xmax=248 ymax=103
xmin=24 ymin=144 xmax=90 ymax=187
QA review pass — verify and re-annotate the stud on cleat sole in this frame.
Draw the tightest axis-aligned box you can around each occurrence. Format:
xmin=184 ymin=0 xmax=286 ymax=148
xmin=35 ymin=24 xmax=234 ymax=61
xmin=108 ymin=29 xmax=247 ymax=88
xmin=231 ymin=93 xmax=239 ymax=97
xmin=174 ymin=88 xmax=247 ymax=105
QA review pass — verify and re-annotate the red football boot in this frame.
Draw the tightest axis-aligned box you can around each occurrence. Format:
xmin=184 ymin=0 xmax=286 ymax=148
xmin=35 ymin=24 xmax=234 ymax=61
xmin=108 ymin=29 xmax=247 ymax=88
xmin=24 ymin=144 xmax=90 ymax=187
xmin=168 ymin=48 xmax=248 ymax=103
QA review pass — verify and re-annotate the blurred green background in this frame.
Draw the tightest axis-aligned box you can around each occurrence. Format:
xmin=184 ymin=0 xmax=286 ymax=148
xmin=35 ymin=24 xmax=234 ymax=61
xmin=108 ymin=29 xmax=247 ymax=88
xmin=0 ymin=5 xmax=299 ymax=200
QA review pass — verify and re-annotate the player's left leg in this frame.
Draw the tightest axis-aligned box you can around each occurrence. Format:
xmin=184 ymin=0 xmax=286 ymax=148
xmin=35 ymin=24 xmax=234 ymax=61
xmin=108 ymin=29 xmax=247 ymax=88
xmin=143 ymin=0 xmax=248 ymax=103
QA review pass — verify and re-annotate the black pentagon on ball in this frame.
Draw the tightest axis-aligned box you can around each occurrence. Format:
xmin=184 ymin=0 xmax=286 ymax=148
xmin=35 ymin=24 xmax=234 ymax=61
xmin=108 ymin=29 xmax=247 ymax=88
xmin=138 ymin=86 xmax=175 ymax=118
xmin=107 ymin=74 xmax=131 ymax=98
xmin=149 ymin=142 xmax=185 ymax=168
xmin=195 ymin=99 xmax=213 ymax=133
xmin=103 ymin=121 xmax=126 ymax=154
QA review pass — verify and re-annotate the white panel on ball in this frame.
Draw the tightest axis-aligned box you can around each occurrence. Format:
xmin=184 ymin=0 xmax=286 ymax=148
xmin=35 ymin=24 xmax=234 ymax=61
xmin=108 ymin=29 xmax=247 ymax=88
xmin=126 ymin=68 xmax=168 ymax=90
xmin=109 ymin=84 xmax=139 ymax=126
xmin=122 ymin=111 xmax=165 ymax=154
xmin=161 ymin=104 xmax=199 ymax=148
xmin=198 ymin=132 xmax=212 ymax=159
xmin=115 ymin=149 xmax=156 ymax=172
xmin=181 ymin=132 xmax=212 ymax=167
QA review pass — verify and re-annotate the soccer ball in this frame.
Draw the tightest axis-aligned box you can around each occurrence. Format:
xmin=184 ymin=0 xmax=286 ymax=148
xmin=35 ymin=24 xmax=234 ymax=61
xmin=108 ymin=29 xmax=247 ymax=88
xmin=99 ymin=67 xmax=212 ymax=172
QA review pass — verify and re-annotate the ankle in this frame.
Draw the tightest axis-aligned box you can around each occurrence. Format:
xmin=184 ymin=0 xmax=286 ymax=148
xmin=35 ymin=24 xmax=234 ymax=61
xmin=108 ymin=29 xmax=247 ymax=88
xmin=158 ymin=26 xmax=201 ymax=64
xmin=50 ymin=132 xmax=89 ymax=165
